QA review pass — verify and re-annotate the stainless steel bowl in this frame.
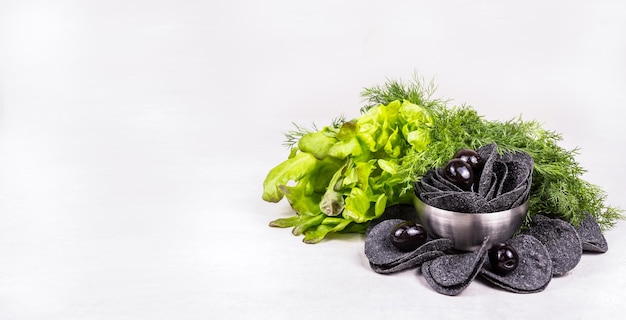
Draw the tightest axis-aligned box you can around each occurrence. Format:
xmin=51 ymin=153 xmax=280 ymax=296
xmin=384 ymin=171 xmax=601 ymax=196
xmin=413 ymin=196 xmax=529 ymax=251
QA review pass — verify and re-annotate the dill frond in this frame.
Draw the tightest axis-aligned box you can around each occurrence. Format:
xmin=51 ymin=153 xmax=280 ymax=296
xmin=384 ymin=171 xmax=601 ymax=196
xmin=360 ymin=73 xmax=446 ymax=113
xmin=283 ymin=122 xmax=318 ymax=149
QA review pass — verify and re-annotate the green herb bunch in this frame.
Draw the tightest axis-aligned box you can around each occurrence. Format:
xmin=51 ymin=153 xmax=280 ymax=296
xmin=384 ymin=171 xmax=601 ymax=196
xmin=262 ymin=76 xmax=622 ymax=243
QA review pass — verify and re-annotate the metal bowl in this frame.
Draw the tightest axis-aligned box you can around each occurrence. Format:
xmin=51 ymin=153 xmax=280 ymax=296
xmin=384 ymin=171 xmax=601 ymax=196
xmin=413 ymin=196 xmax=529 ymax=251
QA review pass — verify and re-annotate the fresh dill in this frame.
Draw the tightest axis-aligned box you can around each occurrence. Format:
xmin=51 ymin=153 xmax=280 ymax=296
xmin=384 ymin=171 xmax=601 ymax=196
xmin=364 ymin=79 xmax=623 ymax=231
xmin=283 ymin=116 xmax=346 ymax=149
xmin=360 ymin=73 xmax=448 ymax=113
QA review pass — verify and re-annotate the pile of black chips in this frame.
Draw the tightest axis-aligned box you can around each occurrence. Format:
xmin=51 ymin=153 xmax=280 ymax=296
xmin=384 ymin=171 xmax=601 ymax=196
xmin=415 ymin=143 xmax=533 ymax=213
xmin=364 ymin=205 xmax=608 ymax=295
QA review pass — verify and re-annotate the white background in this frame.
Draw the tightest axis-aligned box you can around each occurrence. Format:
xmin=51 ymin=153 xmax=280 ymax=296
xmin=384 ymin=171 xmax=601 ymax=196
xmin=1 ymin=0 xmax=626 ymax=319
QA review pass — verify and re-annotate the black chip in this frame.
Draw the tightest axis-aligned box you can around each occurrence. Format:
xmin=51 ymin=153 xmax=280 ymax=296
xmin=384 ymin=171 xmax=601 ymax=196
xmin=419 ymin=192 xmax=486 ymax=213
xmin=480 ymin=171 xmax=499 ymax=201
xmin=417 ymin=174 xmax=445 ymax=193
xmin=510 ymin=182 xmax=532 ymax=208
xmin=420 ymin=237 xmax=489 ymax=296
xmin=370 ymin=250 xmax=445 ymax=274
xmin=483 ymin=182 xmax=529 ymax=213
xmin=576 ymin=212 xmax=608 ymax=253
xmin=500 ymin=156 xmax=532 ymax=195
xmin=433 ymin=168 xmax=466 ymax=192
xmin=525 ymin=215 xmax=582 ymax=276
xmin=480 ymin=234 xmax=553 ymax=293
xmin=486 ymin=160 xmax=508 ymax=199
xmin=364 ymin=219 xmax=454 ymax=273
xmin=476 ymin=144 xmax=499 ymax=197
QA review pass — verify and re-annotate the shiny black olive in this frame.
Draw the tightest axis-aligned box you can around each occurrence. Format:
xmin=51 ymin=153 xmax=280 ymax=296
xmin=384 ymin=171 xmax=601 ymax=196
xmin=443 ymin=159 xmax=474 ymax=191
xmin=488 ymin=243 xmax=519 ymax=275
xmin=390 ymin=221 xmax=427 ymax=252
xmin=453 ymin=149 xmax=484 ymax=171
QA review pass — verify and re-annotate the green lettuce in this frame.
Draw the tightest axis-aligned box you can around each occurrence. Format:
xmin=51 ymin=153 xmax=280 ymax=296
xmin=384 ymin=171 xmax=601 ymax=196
xmin=262 ymin=100 xmax=433 ymax=243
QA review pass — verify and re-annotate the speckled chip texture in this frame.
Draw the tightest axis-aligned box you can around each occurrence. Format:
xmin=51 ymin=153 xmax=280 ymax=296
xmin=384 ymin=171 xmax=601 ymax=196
xmin=480 ymin=235 xmax=553 ymax=293
xmin=576 ymin=212 xmax=608 ymax=253
xmin=421 ymin=237 xmax=489 ymax=296
xmin=526 ymin=215 xmax=582 ymax=276
xmin=369 ymin=251 xmax=446 ymax=274
xmin=414 ymin=143 xmax=533 ymax=213
xmin=364 ymin=219 xmax=454 ymax=273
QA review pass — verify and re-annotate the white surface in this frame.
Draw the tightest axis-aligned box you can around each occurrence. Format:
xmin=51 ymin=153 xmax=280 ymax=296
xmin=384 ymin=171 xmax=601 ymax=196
xmin=1 ymin=0 xmax=626 ymax=319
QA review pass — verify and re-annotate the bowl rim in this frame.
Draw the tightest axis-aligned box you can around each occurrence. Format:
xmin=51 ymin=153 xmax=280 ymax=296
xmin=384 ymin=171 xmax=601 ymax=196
xmin=413 ymin=193 xmax=530 ymax=216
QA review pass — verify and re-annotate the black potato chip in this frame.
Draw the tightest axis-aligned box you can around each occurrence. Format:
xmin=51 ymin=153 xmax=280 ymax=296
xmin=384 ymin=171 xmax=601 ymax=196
xmin=576 ymin=212 xmax=608 ymax=253
xmin=526 ymin=215 xmax=582 ymax=276
xmin=421 ymin=237 xmax=489 ymax=296
xmin=483 ymin=182 xmax=529 ymax=213
xmin=370 ymin=250 xmax=446 ymax=274
xmin=481 ymin=171 xmax=499 ymax=201
xmin=432 ymin=168 xmax=466 ymax=192
xmin=476 ymin=144 xmax=499 ymax=197
xmin=486 ymin=160 xmax=508 ymax=199
xmin=415 ymin=169 xmax=464 ymax=195
xmin=510 ymin=182 xmax=532 ymax=208
xmin=417 ymin=174 xmax=446 ymax=193
xmin=501 ymin=157 xmax=532 ymax=195
xmin=480 ymin=234 xmax=552 ymax=293
xmin=364 ymin=219 xmax=454 ymax=271
xmin=419 ymin=192 xmax=486 ymax=213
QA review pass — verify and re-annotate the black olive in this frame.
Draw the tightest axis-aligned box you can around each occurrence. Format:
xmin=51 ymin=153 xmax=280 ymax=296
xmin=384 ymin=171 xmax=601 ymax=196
xmin=488 ymin=243 xmax=519 ymax=275
xmin=443 ymin=159 xmax=474 ymax=191
xmin=453 ymin=149 xmax=484 ymax=171
xmin=390 ymin=221 xmax=427 ymax=252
